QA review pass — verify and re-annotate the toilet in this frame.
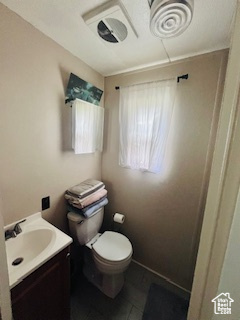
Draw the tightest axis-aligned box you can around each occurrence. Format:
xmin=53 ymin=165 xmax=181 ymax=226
xmin=67 ymin=207 xmax=133 ymax=298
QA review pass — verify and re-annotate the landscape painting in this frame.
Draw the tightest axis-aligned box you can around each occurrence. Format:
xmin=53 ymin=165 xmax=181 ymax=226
xmin=65 ymin=73 xmax=103 ymax=105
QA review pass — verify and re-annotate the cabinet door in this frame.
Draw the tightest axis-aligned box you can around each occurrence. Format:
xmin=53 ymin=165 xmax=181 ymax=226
xmin=11 ymin=247 xmax=70 ymax=320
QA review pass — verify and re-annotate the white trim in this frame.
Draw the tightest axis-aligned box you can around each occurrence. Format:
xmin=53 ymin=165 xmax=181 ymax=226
xmin=105 ymin=47 xmax=230 ymax=77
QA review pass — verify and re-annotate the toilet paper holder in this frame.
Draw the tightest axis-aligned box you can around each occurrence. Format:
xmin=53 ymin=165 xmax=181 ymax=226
xmin=112 ymin=213 xmax=125 ymax=224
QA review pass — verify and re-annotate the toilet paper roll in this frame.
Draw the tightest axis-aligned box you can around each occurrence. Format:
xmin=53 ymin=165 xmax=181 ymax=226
xmin=113 ymin=213 xmax=125 ymax=224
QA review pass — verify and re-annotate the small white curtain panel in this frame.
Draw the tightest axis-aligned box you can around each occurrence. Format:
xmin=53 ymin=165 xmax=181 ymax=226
xmin=72 ymin=99 xmax=104 ymax=154
xmin=119 ymin=79 xmax=177 ymax=173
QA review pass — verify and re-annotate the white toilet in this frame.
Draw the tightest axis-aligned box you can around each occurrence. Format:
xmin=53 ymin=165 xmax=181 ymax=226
xmin=67 ymin=207 xmax=133 ymax=298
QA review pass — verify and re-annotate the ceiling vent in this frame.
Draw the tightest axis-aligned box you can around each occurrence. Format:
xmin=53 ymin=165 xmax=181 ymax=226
xmin=149 ymin=0 xmax=194 ymax=38
xmin=83 ymin=1 xmax=138 ymax=44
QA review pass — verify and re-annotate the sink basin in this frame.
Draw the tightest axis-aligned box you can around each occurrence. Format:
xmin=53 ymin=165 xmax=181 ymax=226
xmin=6 ymin=228 xmax=55 ymax=272
xmin=4 ymin=212 xmax=72 ymax=289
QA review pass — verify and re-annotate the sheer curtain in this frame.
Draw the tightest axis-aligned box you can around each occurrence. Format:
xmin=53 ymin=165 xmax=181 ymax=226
xmin=119 ymin=79 xmax=177 ymax=173
xmin=72 ymin=99 xmax=104 ymax=154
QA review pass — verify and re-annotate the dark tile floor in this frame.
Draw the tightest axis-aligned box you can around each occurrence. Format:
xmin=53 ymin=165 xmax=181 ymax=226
xmin=70 ymin=261 xmax=190 ymax=320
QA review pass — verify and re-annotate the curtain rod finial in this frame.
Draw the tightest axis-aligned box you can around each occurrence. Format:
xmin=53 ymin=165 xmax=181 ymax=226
xmin=177 ymin=74 xmax=188 ymax=83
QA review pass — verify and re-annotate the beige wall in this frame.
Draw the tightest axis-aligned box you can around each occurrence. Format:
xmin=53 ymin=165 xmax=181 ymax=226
xmin=102 ymin=51 xmax=228 ymax=290
xmin=0 ymin=4 xmax=104 ymax=230
xmin=0 ymin=2 xmax=229 ymax=293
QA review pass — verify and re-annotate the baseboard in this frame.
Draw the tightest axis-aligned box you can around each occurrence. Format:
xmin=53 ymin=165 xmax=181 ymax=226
xmin=132 ymin=259 xmax=191 ymax=294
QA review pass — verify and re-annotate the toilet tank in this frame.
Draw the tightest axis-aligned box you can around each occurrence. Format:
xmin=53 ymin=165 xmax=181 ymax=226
xmin=67 ymin=207 xmax=104 ymax=245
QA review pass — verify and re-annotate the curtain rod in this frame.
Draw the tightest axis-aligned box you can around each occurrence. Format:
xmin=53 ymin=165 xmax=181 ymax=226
xmin=115 ymin=74 xmax=189 ymax=90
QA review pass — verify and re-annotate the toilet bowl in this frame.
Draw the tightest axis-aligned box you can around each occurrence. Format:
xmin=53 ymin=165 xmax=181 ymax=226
xmin=67 ymin=208 xmax=133 ymax=298
xmin=91 ymin=231 xmax=132 ymax=275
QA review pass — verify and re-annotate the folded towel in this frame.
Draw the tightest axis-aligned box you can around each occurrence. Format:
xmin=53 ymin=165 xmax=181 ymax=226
xmin=66 ymin=179 xmax=104 ymax=199
xmin=65 ymin=186 xmax=105 ymax=205
xmin=66 ymin=189 xmax=108 ymax=209
xmin=67 ymin=197 xmax=108 ymax=219
xmin=71 ymin=195 xmax=107 ymax=212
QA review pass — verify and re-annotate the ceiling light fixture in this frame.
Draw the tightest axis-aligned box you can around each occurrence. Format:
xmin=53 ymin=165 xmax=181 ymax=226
xmin=149 ymin=0 xmax=194 ymax=38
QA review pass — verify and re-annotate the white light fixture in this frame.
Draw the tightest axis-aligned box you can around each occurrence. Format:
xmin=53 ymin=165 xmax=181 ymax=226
xmin=150 ymin=0 xmax=194 ymax=38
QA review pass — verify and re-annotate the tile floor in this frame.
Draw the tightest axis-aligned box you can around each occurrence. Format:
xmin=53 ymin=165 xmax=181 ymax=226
xmin=70 ymin=260 xmax=190 ymax=320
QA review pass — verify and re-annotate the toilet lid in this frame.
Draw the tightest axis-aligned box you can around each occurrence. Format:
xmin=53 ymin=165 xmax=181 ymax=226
xmin=92 ymin=231 xmax=132 ymax=262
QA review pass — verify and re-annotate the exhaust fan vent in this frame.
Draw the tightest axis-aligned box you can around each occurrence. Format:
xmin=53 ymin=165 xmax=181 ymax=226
xmin=150 ymin=0 xmax=194 ymax=38
xmin=83 ymin=1 xmax=138 ymax=44
xmin=98 ymin=18 xmax=128 ymax=43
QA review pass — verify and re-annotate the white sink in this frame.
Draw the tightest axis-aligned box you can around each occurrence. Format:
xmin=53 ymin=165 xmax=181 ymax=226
xmin=4 ymin=212 xmax=72 ymax=289
xmin=6 ymin=228 xmax=55 ymax=270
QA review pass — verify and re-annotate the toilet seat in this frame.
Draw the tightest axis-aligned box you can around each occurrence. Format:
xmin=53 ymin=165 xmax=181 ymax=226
xmin=92 ymin=231 xmax=132 ymax=262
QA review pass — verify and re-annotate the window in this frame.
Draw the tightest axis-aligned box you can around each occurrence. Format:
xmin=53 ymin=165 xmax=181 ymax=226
xmin=119 ymin=79 xmax=176 ymax=173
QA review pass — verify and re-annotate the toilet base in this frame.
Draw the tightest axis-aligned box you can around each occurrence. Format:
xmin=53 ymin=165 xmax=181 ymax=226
xmin=83 ymin=248 xmax=124 ymax=298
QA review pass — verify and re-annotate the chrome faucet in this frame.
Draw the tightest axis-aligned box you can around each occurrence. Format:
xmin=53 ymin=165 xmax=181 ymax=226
xmin=5 ymin=219 xmax=26 ymax=240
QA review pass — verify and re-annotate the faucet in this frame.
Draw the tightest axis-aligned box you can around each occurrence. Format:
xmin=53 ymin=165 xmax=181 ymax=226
xmin=5 ymin=229 xmax=17 ymax=240
xmin=13 ymin=222 xmax=23 ymax=234
xmin=5 ymin=219 xmax=26 ymax=240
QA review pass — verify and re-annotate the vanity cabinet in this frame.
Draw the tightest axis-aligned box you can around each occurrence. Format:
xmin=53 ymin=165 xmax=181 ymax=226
xmin=11 ymin=246 xmax=70 ymax=320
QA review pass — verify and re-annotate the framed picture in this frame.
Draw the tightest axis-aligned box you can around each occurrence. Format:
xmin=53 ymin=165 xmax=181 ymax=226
xmin=65 ymin=73 xmax=103 ymax=106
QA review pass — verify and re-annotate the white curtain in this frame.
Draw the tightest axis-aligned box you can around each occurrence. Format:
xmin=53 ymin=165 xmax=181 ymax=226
xmin=119 ymin=79 xmax=177 ymax=173
xmin=72 ymin=99 xmax=104 ymax=154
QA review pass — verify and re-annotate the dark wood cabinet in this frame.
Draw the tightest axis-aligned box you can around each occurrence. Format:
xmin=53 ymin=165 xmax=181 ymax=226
xmin=11 ymin=246 xmax=70 ymax=320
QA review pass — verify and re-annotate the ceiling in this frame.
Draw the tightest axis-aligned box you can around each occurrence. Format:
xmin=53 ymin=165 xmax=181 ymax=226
xmin=0 ymin=0 xmax=237 ymax=76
